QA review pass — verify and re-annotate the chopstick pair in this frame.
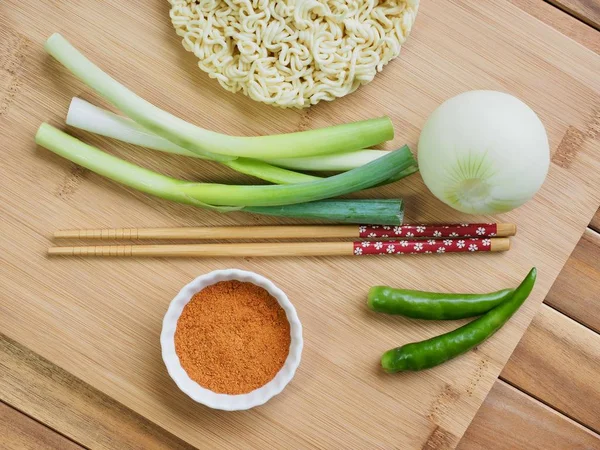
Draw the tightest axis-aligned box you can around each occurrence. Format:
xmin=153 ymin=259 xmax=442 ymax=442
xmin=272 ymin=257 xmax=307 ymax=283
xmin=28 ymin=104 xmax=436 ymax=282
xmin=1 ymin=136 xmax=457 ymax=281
xmin=48 ymin=223 xmax=514 ymax=257
xmin=53 ymin=223 xmax=516 ymax=240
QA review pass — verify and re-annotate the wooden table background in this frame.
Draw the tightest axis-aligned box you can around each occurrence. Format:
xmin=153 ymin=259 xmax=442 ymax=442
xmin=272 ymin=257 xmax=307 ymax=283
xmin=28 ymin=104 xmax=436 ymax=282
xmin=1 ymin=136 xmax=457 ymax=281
xmin=1 ymin=0 xmax=599 ymax=448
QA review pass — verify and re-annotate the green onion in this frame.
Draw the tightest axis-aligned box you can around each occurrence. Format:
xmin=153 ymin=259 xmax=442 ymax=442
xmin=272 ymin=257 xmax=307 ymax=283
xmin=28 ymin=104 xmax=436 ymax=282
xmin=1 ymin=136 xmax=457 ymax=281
xmin=67 ymin=97 xmax=393 ymax=172
xmin=265 ymin=150 xmax=391 ymax=172
xmin=378 ymin=165 xmax=420 ymax=186
xmin=45 ymin=33 xmax=394 ymax=160
xmin=223 ymin=158 xmax=320 ymax=184
xmin=66 ymin=97 xmax=319 ymax=184
xmin=36 ymin=123 xmax=416 ymax=207
xmin=247 ymin=199 xmax=404 ymax=225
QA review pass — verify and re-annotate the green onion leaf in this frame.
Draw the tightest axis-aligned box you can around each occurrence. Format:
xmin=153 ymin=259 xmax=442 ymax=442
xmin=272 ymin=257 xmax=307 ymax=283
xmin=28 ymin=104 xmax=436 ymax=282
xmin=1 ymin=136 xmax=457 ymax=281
xmin=246 ymin=199 xmax=404 ymax=225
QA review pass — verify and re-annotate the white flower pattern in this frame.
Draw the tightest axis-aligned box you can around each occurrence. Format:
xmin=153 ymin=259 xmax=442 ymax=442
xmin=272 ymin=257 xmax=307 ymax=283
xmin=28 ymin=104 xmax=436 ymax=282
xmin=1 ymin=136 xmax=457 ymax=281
xmin=383 ymin=226 xmax=391 ymax=230
xmin=469 ymin=244 xmax=478 ymax=252
xmin=414 ymin=243 xmax=423 ymax=251
xmin=386 ymin=244 xmax=395 ymax=253
xmin=427 ymin=239 xmax=436 ymax=245
xmin=374 ymin=242 xmax=383 ymax=250
xmin=476 ymin=227 xmax=486 ymax=235
xmin=368 ymin=232 xmax=377 ymax=238
xmin=443 ymin=239 xmax=453 ymax=246
xmin=450 ymin=232 xmax=459 ymax=237
xmin=482 ymin=239 xmax=491 ymax=247
xmin=416 ymin=226 xmax=426 ymax=233
xmin=354 ymin=247 xmax=363 ymax=255
xmin=457 ymin=240 xmax=466 ymax=248
xmin=359 ymin=226 xmax=367 ymax=233
xmin=433 ymin=230 xmax=442 ymax=237
xmin=393 ymin=226 xmax=402 ymax=235
xmin=400 ymin=240 xmax=409 ymax=247
xmin=406 ymin=232 xmax=414 ymax=237
xmin=361 ymin=241 xmax=371 ymax=247
xmin=437 ymin=247 xmax=446 ymax=253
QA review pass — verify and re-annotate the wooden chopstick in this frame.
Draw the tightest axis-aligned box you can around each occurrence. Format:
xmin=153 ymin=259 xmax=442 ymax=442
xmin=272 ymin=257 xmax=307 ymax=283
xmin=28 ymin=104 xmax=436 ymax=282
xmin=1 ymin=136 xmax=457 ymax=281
xmin=53 ymin=223 xmax=516 ymax=241
xmin=48 ymin=237 xmax=510 ymax=257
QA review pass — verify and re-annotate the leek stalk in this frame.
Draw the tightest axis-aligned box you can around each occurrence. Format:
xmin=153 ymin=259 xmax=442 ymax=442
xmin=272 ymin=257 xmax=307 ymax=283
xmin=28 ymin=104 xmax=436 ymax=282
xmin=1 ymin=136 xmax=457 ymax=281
xmin=45 ymin=33 xmax=394 ymax=160
xmin=223 ymin=159 xmax=320 ymax=184
xmin=66 ymin=97 xmax=392 ymax=173
xmin=265 ymin=150 xmax=391 ymax=172
xmin=246 ymin=199 xmax=404 ymax=225
xmin=65 ymin=98 xmax=319 ymax=185
xmin=36 ymin=123 xmax=416 ymax=207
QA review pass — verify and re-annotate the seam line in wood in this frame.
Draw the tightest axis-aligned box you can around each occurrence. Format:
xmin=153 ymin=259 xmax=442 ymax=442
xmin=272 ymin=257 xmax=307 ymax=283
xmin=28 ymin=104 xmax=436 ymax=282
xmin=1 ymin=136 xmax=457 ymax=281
xmin=541 ymin=301 xmax=600 ymax=335
xmin=0 ymin=399 xmax=87 ymax=449
xmin=544 ymin=0 xmax=600 ymax=31
xmin=499 ymin=375 xmax=600 ymax=436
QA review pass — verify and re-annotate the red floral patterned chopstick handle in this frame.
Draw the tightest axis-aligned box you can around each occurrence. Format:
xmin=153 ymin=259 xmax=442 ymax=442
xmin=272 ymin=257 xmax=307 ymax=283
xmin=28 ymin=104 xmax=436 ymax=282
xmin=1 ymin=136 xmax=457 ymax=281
xmin=358 ymin=223 xmax=498 ymax=239
xmin=353 ymin=238 xmax=497 ymax=255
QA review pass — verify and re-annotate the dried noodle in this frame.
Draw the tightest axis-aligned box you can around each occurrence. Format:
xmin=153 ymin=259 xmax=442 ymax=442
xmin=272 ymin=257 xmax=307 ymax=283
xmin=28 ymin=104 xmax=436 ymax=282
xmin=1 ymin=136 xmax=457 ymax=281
xmin=169 ymin=0 xmax=419 ymax=108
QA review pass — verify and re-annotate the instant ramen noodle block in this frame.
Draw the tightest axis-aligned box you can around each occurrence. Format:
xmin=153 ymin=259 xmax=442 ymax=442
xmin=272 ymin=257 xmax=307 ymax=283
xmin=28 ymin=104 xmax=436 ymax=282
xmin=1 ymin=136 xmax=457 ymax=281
xmin=169 ymin=0 xmax=419 ymax=108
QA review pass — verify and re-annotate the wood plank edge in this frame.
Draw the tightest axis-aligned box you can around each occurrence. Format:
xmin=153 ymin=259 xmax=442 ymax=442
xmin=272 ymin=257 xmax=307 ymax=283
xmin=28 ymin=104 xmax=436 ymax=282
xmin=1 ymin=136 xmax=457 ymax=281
xmin=585 ymin=223 xmax=600 ymax=240
xmin=0 ymin=400 xmax=83 ymax=450
xmin=459 ymin=379 xmax=600 ymax=449
xmin=500 ymin=308 xmax=600 ymax=438
xmin=498 ymin=376 xmax=600 ymax=436
xmin=509 ymin=0 xmax=600 ymax=53
xmin=543 ymin=300 xmax=600 ymax=334
xmin=589 ymin=209 xmax=600 ymax=233
xmin=0 ymin=333 xmax=194 ymax=450
xmin=496 ymin=379 xmax=599 ymax=439
xmin=542 ymin=226 xmax=600 ymax=333
xmin=544 ymin=0 xmax=600 ymax=31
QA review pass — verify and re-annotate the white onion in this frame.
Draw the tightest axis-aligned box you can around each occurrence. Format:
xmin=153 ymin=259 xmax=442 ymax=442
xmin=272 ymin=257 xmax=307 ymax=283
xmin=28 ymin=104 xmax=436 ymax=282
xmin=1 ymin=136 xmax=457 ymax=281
xmin=418 ymin=91 xmax=550 ymax=214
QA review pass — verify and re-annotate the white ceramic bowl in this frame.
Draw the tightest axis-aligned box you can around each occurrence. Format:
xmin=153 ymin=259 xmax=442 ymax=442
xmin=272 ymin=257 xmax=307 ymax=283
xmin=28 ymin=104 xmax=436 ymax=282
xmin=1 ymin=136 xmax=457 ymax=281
xmin=161 ymin=269 xmax=303 ymax=411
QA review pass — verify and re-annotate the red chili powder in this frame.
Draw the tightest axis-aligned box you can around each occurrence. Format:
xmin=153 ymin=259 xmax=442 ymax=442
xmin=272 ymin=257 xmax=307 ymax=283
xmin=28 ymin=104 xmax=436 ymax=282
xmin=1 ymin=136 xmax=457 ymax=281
xmin=174 ymin=280 xmax=291 ymax=395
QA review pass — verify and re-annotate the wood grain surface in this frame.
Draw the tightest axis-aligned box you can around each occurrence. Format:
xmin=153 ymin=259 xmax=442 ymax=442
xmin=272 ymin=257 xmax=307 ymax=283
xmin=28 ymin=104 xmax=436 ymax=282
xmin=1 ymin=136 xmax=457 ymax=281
xmin=510 ymin=0 xmax=600 ymax=53
xmin=3 ymin=249 xmax=599 ymax=450
xmin=0 ymin=335 xmax=193 ymax=450
xmin=0 ymin=402 xmax=82 ymax=450
xmin=501 ymin=305 xmax=600 ymax=432
xmin=2 ymin=0 xmax=600 ymax=448
xmin=548 ymin=0 xmax=600 ymax=28
xmin=461 ymin=214 xmax=600 ymax=448
xmin=590 ymin=209 xmax=600 ymax=231
xmin=2 ymin=217 xmax=599 ymax=449
xmin=544 ymin=229 xmax=600 ymax=332
xmin=458 ymin=381 xmax=600 ymax=450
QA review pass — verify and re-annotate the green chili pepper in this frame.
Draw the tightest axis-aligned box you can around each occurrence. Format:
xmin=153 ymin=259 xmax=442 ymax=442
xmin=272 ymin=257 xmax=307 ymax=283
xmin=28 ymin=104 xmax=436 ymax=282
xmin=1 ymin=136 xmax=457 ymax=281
xmin=381 ymin=268 xmax=537 ymax=372
xmin=367 ymin=287 xmax=515 ymax=320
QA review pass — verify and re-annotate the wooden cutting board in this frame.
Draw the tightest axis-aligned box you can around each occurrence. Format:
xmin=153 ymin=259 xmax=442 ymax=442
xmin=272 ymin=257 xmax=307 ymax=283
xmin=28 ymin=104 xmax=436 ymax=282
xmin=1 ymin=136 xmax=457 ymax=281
xmin=1 ymin=1 xmax=599 ymax=448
